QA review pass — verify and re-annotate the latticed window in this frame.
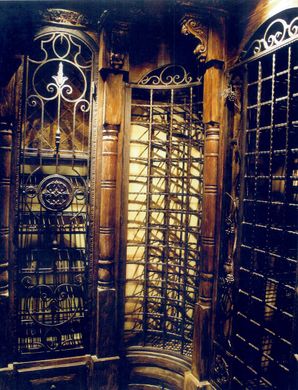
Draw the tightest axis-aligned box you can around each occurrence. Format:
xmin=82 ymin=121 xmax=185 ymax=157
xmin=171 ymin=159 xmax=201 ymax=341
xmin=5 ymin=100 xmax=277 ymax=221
xmin=121 ymin=65 xmax=204 ymax=357
xmin=17 ymin=29 xmax=95 ymax=357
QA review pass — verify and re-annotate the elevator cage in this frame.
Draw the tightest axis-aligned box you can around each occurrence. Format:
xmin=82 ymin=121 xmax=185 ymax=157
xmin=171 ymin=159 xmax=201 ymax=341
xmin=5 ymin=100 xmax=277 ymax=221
xmin=121 ymin=65 xmax=204 ymax=358
xmin=15 ymin=29 xmax=96 ymax=358
xmin=212 ymin=10 xmax=298 ymax=389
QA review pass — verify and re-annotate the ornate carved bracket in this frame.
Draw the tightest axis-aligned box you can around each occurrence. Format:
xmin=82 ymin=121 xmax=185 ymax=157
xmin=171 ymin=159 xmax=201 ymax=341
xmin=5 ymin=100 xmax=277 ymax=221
xmin=180 ymin=14 xmax=208 ymax=62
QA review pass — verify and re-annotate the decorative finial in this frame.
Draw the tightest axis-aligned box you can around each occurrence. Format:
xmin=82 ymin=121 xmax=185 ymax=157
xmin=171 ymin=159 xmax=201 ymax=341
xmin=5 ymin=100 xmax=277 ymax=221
xmin=52 ymin=62 xmax=68 ymax=88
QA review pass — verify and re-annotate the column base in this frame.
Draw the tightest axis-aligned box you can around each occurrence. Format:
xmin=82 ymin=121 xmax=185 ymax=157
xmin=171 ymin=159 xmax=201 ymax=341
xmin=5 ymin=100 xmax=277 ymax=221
xmin=92 ymin=355 xmax=120 ymax=390
xmin=184 ymin=371 xmax=212 ymax=390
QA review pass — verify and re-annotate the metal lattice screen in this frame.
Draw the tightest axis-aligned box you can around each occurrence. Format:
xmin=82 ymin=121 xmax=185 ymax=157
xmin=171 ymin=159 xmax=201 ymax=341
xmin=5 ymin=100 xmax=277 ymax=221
xmin=231 ymin=15 xmax=298 ymax=388
xmin=123 ymin=65 xmax=204 ymax=357
xmin=17 ymin=31 xmax=94 ymax=357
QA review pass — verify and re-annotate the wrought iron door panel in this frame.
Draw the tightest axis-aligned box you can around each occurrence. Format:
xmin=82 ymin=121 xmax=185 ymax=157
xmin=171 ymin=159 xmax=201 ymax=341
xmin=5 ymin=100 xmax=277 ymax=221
xmin=211 ymin=12 xmax=298 ymax=389
xmin=123 ymin=65 xmax=204 ymax=357
xmin=17 ymin=31 xmax=94 ymax=357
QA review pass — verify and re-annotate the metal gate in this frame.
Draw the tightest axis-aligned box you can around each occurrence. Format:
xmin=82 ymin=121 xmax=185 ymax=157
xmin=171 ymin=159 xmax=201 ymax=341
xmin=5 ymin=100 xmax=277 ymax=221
xmin=121 ymin=64 xmax=204 ymax=358
xmin=16 ymin=29 xmax=95 ymax=358
xmin=212 ymin=10 xmax=298 ymax=389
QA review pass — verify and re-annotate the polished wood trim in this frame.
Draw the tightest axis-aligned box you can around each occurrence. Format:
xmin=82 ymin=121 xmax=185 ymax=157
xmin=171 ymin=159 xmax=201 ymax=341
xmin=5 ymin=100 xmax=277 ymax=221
xmin=192 ymin=122 xmax=220 ymax=381
xmin=94 ymin=72 xmax=124 ymax=390
xmin=192 ymin=13 xmax=226 ymax=384
xmin=0 ymin=125 xmax=12 ymax=299
xmin=126 ymin=347 xmax=190 ymax=390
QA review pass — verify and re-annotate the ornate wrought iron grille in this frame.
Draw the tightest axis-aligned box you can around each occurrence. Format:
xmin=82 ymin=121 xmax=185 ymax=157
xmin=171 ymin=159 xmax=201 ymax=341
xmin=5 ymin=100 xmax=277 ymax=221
xmin=122 ymin=65 xmax=204 ymax=357
xmin=17 ymin=30 xmax=94 ymax=357
xmin=211 ymin=11 xmax=298 ymax=389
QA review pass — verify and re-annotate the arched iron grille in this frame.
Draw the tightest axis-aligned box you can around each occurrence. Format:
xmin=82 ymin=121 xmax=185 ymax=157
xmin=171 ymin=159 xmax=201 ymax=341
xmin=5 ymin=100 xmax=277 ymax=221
xmin=211 ymin=10 xmax=298 ymax=389
xmin=122 ymin=65 xmax=204 ymax=357
xmin=16 ymin=30 xmax=95 ymax=357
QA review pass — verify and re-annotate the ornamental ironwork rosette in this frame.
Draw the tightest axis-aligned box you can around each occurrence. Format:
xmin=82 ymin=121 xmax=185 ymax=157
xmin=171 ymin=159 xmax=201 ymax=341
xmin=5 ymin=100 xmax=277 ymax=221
xmin=38 ymin=174 xmax=74 ymax=212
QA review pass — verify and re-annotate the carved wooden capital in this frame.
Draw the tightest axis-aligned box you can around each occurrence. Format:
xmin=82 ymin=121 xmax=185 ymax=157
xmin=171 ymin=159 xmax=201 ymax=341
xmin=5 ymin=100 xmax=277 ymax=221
xmin=180 ymin=14 xmax=208 ymax=62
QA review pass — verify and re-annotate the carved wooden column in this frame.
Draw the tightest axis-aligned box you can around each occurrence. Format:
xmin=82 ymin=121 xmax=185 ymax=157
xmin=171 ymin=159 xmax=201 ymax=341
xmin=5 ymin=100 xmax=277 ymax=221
xmin=181 ymin=12 xmax=226 ymax=389
xmin=93 ymin=18 xmax=128 ymax=390
xmin=0 ymin=120 xmax=12 ymax=365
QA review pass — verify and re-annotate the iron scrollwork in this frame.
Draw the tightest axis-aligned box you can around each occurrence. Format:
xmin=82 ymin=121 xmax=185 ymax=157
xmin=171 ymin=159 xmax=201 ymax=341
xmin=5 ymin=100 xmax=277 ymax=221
xmin=241 ymin=15 xmax=298 ymax=59
xmin=25 ymin=32 xmax=92 ymax=153
xmin=24 ymin=282 xmax=83 ymax=327
xmin=138 ymin=64 xmax=201 ymax=86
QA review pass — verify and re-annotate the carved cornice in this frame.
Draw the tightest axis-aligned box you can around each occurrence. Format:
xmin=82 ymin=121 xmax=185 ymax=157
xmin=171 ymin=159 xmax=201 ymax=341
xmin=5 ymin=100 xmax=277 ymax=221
xmin=180 ymin=14 xmax=208 ymax=62
xmin=41 ymin=8 xmax=89 ymax=28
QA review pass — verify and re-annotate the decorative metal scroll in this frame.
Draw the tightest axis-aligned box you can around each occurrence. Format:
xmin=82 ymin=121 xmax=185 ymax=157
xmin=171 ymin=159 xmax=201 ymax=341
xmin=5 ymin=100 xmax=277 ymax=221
xmin=22 ymin=276 xmax=83 ymax=327
xmin=24 ymin=32 xmax=92 ymax=154
xmin=138 ymin=64 xmax=201 ymax=86
xmin=241 ymin=14 xmax=298 ymax=59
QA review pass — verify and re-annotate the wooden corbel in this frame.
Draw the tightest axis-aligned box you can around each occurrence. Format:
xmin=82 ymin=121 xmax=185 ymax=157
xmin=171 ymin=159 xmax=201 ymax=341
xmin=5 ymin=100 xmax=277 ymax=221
xmin=180 ymin=14 xmax=208 ymax=62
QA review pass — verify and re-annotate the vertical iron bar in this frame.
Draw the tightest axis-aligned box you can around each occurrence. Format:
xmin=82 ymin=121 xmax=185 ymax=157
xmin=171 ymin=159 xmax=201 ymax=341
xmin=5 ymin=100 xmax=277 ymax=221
xmin=162 ymin=89 xmax=174 ymax=348
xmin=142 ymin=88 xmax=153 ymax=344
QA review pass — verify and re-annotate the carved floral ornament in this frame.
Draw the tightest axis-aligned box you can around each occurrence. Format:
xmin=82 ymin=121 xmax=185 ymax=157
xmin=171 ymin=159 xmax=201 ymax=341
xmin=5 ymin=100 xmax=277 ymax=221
xmin=180 ymin=14 xmax=208 ymax=62
xmin=41 ymin=8 xmax=89 ymax=28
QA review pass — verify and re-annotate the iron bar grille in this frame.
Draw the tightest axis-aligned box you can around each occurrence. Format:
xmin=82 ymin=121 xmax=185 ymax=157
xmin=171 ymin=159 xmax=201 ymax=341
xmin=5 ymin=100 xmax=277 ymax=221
xmin=17 ymin=31 xmax=94 ymax=357
xmin=231 ymin=38 xmax=298 ymax=387
xmin=123 ymin=65 xmax=204 ymax=357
